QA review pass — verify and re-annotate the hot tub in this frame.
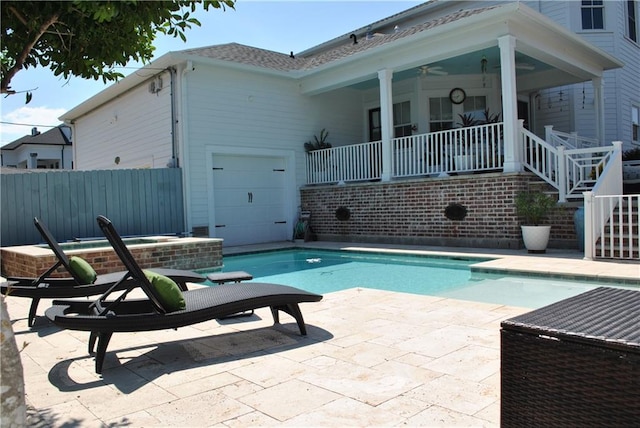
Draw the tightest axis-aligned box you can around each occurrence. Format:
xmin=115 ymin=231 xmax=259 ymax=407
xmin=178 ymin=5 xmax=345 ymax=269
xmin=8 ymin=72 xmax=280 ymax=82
xmin=1 ymin=236 xmax=223 ymax=279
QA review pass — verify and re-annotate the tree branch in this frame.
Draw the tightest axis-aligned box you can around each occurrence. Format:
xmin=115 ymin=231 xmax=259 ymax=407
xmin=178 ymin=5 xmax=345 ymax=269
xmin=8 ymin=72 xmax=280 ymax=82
xmin=1 ymin=12 xmax=60 ymax=93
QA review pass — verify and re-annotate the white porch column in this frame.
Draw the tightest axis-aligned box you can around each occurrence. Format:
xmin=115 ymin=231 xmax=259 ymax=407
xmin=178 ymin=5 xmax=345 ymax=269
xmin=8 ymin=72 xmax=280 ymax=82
xmin=28 ymin=152 xmax=38 ymax=169
xmin=498 ymin=35 xmax=522 ymax=172
xmin=378 ymin=68 xmax=393 ymax=181
xmin=593 ymin=77 xmax=605 ymax=144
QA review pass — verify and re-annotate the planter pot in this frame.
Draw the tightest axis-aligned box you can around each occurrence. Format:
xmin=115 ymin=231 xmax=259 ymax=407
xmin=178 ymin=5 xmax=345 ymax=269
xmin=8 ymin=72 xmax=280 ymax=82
xmin=521 ymin=225 xmax=551 ymax=253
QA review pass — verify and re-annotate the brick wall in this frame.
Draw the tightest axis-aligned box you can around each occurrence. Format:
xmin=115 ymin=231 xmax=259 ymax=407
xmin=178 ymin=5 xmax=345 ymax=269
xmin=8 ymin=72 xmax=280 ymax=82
xmin=300 ymin=172 xmax=580 ymax=250
xmin=1 ymin=239 xmax=223 ymax=279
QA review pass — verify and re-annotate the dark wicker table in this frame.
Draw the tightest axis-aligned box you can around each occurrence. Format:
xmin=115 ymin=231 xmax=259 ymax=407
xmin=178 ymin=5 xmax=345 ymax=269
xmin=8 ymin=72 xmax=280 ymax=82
xmin=501 ymin=287 xmax=640 ymax=427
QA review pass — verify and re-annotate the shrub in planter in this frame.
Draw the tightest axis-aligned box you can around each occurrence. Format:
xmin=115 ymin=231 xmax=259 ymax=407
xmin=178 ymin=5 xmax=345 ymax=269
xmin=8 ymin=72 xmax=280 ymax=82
xmin=515 ymin=191 xmax=556 ymax=253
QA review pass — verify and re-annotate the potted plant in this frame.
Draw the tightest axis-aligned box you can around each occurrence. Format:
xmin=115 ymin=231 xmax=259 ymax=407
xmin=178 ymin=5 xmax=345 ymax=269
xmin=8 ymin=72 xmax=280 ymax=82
xmin=515 ymin=190 xmax=555 ymax=253
xmin=455 ymin=114 xmax=478 ymax=173
xmin=304 ymin=128 xmax=331 ymax=152
xmin=305 ymin=129 xmax=332 ymax=182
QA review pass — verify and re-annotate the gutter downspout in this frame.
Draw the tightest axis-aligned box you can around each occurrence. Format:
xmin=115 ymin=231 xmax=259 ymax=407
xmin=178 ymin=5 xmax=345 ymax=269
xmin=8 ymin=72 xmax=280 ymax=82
xmin=168 ymin=67 xmax=178 ymax=167
xmin=64 ymin=121 xmax=77 ymax=169
xmin=178 ymin=60 xmax=195 ymax=236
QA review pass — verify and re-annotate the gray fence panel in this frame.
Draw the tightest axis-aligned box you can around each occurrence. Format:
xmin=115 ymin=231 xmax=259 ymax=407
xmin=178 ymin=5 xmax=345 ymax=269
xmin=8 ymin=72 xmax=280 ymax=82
xmin=1 ymin=168 xmax=184 ymax=246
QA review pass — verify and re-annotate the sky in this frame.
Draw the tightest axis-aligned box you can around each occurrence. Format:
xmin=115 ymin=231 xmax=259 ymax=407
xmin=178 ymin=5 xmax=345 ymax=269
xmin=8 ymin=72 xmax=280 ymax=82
xmin=0 ymin=0 xmax=423 ymax=146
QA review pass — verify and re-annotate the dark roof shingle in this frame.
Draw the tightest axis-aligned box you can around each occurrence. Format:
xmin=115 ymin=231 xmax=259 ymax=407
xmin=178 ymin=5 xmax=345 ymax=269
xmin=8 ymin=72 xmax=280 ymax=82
xmin=180 ymin=6 xmax=499 ymax=73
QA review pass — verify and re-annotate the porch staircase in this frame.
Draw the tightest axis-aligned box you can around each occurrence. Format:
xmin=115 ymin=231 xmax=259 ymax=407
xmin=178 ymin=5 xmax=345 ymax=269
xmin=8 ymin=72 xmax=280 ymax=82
xmin=595 ymin=198 xmax=640 ymax=260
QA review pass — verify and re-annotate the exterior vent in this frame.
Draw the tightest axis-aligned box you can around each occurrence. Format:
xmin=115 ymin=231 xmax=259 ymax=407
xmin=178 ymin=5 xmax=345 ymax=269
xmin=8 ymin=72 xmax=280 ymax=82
xmin=192 ymin=226 xmax=209 ymax=237
xmin=148 ymin=77 xmax=163 ymax=94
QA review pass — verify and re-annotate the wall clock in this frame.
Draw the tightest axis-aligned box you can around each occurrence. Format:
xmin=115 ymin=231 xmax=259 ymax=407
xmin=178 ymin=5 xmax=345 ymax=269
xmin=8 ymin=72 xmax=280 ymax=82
xmin=449 ymin=87 xmax=466 ymax=104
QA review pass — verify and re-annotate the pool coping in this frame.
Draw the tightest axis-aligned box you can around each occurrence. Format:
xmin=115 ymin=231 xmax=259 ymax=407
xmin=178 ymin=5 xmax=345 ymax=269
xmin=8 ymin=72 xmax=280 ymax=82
xmin=220 ymin=241 xmax=640 ymax=287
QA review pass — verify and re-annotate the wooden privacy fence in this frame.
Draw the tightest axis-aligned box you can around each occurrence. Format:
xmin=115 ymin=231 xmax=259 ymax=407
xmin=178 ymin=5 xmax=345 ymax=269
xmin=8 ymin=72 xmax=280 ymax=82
xmin=1 ymin=168 xmax=184 ymax=247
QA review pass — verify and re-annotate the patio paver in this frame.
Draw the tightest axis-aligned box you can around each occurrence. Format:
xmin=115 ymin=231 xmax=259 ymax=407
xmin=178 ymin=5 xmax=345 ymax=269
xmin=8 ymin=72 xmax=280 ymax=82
xmin=5 ymin=242 xmax=638 ymax=427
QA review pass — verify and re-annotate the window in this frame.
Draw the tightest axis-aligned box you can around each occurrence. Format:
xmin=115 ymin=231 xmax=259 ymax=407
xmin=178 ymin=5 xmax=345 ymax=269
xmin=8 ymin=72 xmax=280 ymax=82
xmin=628 ymin=0 xmax=638 ymax=42
xmin=632 ymin=105 xmax=639 ymax=143
xmin=462 ymin=96 xmax=487 ymax=125
xmin=393 ymin=101 xmax=412 ymax=137
xmin=429 ymin=97 xmax=453 ymax=132
xmin=581 ymin=0 xmax=604 ymax=30
xmin=368 ymin=101 xmax=413 ymax=140
xmin=368 ymin=108 xmax=381 ymax=142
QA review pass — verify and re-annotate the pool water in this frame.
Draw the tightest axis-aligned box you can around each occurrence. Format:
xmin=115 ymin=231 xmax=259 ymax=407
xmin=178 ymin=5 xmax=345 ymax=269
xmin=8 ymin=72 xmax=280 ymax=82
xmin=201 ymin=249 xmax=635 ymax=309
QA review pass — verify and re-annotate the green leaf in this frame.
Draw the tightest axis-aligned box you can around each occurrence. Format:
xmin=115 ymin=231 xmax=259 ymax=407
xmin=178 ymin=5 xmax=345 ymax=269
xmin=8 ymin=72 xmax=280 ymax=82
xmin=1 ymin=0 xmax=236 ymax=95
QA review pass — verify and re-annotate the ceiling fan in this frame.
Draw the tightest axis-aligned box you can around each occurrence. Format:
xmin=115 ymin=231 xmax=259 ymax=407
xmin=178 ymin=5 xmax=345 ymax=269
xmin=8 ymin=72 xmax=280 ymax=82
xmin=417 ymin=65 xmax=448 ymax=76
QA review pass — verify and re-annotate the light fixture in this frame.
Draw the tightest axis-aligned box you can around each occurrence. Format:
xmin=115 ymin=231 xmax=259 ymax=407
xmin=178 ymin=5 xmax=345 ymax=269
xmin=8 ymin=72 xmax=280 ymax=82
xmin=481 ymin=55 xmax=488 ymax=87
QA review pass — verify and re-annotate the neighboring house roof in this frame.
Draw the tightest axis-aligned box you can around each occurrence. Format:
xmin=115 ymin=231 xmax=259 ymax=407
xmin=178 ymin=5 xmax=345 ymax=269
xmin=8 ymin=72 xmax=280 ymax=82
xmin=1 ymin=126 xmax=71 ymax=151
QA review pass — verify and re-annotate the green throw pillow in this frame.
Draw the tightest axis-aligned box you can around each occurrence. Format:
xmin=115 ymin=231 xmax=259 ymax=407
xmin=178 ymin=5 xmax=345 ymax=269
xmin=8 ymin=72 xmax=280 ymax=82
xmin=144 ymin=271 xmax=186 ymax=312
xmin=69 ymin=256 xmax=98 ymax=284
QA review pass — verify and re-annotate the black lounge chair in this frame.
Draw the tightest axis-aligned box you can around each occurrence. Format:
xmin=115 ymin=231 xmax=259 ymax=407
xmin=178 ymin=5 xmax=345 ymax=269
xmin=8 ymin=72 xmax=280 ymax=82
xmin=1 ymin=217 xmax=205 ymax=326
xmin=45 ymin=215 xmax=323 ymax=374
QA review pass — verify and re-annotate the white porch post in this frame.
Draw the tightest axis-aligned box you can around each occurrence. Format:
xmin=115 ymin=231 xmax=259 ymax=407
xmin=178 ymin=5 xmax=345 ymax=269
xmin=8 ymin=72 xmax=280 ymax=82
xmin=583 ymin=190 xmax=594 ymax=260
xmin=593 ymin=77 xmax=605 ymax=144
xmin=499 ymin=35 xmax=522 ymax=172
xmin=378 ymin=68 xmax=393 ymax=181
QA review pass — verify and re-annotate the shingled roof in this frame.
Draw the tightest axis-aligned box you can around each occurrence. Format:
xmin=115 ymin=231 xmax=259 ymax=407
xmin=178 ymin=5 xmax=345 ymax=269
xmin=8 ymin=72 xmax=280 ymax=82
xmin=1 ymin=126 xmax=71 ymax=150
xmin=179 ymin=5 xmax=498 ymax=73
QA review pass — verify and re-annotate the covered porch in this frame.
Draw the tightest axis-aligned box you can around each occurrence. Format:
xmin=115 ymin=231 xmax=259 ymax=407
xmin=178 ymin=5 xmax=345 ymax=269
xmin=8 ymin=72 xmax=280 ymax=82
xmin=298 ymin=2 xmax=622 ymax=195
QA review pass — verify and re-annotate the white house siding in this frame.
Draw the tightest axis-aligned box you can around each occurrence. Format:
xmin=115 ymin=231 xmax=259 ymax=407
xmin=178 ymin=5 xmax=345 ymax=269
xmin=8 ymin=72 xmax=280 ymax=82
xmin=181 ymin=64 xmax=362 ymax=238
xmin=612 ymin=0 xmax=640 ymax=149
xmin=73 ymin=71 xmax=173 ymax=170
xmin=531 ymin=0 xmax=638 ymax=147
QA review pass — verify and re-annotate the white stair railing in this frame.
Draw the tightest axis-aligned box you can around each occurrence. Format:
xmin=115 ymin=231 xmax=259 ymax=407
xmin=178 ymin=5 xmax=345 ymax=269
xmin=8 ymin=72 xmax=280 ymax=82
xmin=521 ymin=125 xmax=617 ymax=202
xmin=563 ymin=146 xmax=614 ymax=198
xmin=545 ymin=125 xmax=600 ymax=149
xmin=521 ymin=127 xmax=560 ymax=189
xmin=583 ymin=142 xmax=627 ymax=260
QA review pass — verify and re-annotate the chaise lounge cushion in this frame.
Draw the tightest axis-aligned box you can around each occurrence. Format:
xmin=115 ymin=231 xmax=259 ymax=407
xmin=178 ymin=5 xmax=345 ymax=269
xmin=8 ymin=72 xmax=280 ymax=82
xmin=144 ymin=270 xmax=186 ymax=312
xmin=69 ymin=256 xmax=98 ymax=285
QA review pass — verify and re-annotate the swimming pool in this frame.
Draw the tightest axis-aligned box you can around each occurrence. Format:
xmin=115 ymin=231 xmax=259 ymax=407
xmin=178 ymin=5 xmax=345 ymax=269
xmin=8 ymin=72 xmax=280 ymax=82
xmin=201 ymin=249 xmax=636 ymax=309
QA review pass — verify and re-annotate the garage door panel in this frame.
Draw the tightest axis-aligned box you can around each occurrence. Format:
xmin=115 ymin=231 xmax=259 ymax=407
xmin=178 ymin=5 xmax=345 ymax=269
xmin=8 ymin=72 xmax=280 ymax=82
xmin=213 ymin=189 xmax=248 ymax=205
xmin=212 ymin=154 xmax=288 ymax=246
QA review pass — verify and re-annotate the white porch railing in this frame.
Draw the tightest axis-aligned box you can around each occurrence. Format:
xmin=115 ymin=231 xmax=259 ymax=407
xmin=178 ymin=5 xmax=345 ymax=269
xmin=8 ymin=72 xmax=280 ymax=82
xmin=582 ymin=142 xmax=638 ymax=260
xmin=306 ymin=122 xmax=617 ymax=202
xmin=306 ymin=123 xmax=504 ymax=184
xmin=545 ymin=125 xmax=600 ymax=149
xmin=305 ymin=140 xmax=382 ymax=184
xmin=393 ymin=123 xmax=503 ymax=177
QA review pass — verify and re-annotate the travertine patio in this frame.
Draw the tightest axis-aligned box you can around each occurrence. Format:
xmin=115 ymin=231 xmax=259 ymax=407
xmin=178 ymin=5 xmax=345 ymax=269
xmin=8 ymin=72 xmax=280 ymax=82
xmin=5 ymin=244 xmax=639 ymax=427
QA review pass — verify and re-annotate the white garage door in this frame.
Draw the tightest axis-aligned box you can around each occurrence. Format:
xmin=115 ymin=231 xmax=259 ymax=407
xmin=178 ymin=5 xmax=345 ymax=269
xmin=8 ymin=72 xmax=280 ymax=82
xmin=212 ymin=154 xmax=289 ymax=246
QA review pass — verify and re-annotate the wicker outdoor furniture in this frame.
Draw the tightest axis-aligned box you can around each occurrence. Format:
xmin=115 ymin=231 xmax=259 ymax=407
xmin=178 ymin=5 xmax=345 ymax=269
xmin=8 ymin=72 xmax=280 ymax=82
xmin=501 ymin=287 xmax=640 ymax=427
xmin=46 ymin=216 xmax=323 ymax=374
xmin=1 ymin=217 xmax=205 ymax=326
